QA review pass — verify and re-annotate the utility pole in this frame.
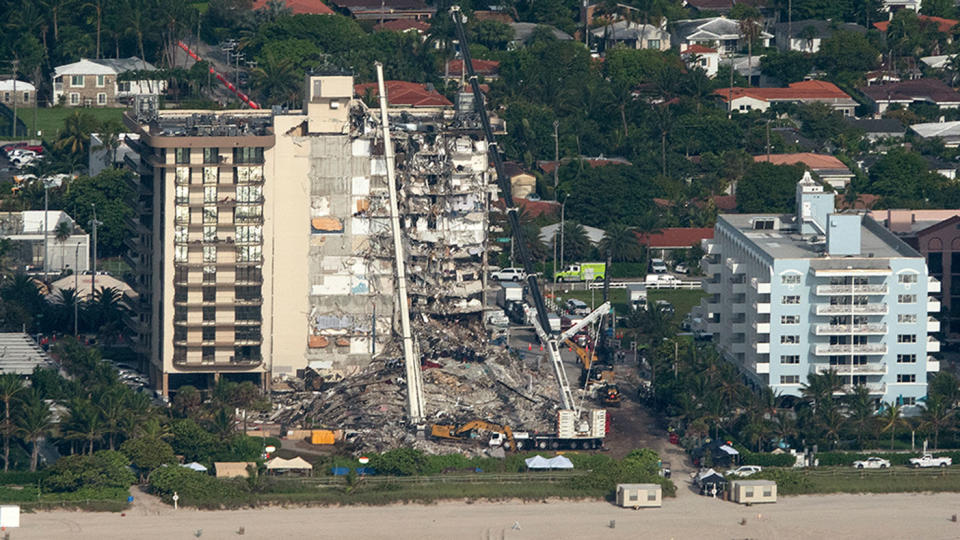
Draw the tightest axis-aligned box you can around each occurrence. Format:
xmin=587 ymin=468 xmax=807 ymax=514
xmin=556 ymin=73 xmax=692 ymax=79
xmin=11 ymin=59 xmax=18 ymax=138
xmin=560 ymin=193 xmax=573 ymax=273
xmin=553 ymin=120 xmax=559 ymax=200
xmin=74 ymin=243 xmax=80 ymax=336
xmin=727 ymin=53 xmax=734 ymax=120
xmin=90 ymin=203 xmax=102 ymax=299
xmin=42 ymin=180 xmax=49 ymax=276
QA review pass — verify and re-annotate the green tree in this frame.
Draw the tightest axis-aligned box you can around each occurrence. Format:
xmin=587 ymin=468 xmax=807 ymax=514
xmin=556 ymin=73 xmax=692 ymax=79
xmin=64 ymin=398 xmax=105 ymax=455
xmin=879 ymin=402 xmax=907 ymax=450
xmin=54 ymin=111 xmax=99 ymax=155
xmin=919 ymin=396 xmax=955 ymax=449
xmin=815 ymin=30 xmax=881 ymax=74
xmin=760 ymin=50 xmax=815 ymax=84
xmin=120 ymin=436 xmax=176 ymax=479
xmin=845 ymin=385 xmax=878 ymax=448
xmin=0 ymin=374 xmax=25 ymax=471
xmin=251 ymin=50 xmax=300 ymax=107
xmin=867 ymin=147 xmax=945 ymax=205
xmin=62 ymin=168 xmax=134 ymax=257
xmin=735 ymin=162 xmax=805 ymax=213
xmin=800 ymin=370 xmax=844 ymax=412
xmin=558 ymin=221 xmax=591 ymax=262
xmin=16 ymin=389 xmax=53 ymax=472
xmin=471 ymin=20 xmax=514 ymax=50
xmin=598 ymin=223 xmax=641 ymax=262
xmin=44 ymin=450 xmax=136 ymax=492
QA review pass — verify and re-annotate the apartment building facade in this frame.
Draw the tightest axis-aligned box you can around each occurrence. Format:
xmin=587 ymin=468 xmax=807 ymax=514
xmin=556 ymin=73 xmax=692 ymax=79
xmin=123 ymin=73 xmax=491 ymax=395
xmin=697 ymin=173 xmax=939 ymax=409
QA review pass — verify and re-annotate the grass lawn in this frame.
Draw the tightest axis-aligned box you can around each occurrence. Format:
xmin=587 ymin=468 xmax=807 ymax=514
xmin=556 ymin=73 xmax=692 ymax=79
xmin=767 ymin=467 xmax=960 ymax=495
xmin=551 ymin=288 xmax=706 ymax=325
xmin=4 ymin=107 xmax=126 ymax=142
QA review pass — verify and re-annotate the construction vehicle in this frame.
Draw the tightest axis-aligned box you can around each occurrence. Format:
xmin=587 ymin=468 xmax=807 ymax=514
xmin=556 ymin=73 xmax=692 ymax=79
xmin=600 ymin=384 xmax=622 ymax=408
xmin=554 ymin=262 xmax=606 ymax=282
xmin=451 ymin=7 xmax=607 ymax=451
xmin=430 ymin=420 xmax=517 ymax=451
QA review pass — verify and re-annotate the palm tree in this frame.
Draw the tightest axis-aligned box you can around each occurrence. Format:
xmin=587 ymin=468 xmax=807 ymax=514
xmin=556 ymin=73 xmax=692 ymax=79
xmin=919 ymin=396 xmax=955 ymax=449
xmin=95 ymin=388 xmax=126 ymax=450
xmin=54 ymin=111 xmax=96 ymax=155
xmin=738 ymin=14 xmax=763 ymax=87
xmin=54 ymin=221 xmax=71 ymax=273
xmin=64 ymin=398 xmax=104 ymax=455
xmin=93 ymin=120 xmax=123 ymax=169
xmin=879 ymin=402 xmax=907 ymax=450
xmin=800 ymin=370 xmax=844 ymax=412
xmin=16 ymin=390 xmax=52 ymax=472
xmin=846 ymin=385 xmax=878 ymax=448
xmin=251 ymin=51 xmax=300 ymax=107
xmin=599 ymin=223 xmax=640 ymax=262
xmin=89 ymin=287 xmax=127 ymax=344
xmin=209 ymin=407 xmax=237 ymax=441
xmin=54 ymin=287 xmax=82 ymax=334
xmin=134 ymin=416 xmax=172 ymax=441
xmin=0 ymin=374 xmax=24 ymax=471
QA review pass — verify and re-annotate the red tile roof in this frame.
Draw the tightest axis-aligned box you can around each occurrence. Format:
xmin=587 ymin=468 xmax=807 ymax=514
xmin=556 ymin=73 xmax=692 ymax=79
xmin=354 ymin=81 xmax=452 ymax=107
xmin=861 ymin=79 xmax=960 ymax=105
xmin=715 ymin=80 xmax=852 ymax=102
xmin=446 ymin=59 xmax=500 ymax=77
xmin=375 ymin=19 xmax=431 ymax=32
xmin=712 ymin=195 xmax=737 ymax=211
xmin=753 ymin=153 xmax=850 ymax=171
xmin=874 ymin=15 xmax=958 ymax=33
xmin=682 ymin=44 xmax=718 ymax=54
xmin=252 ymin=0 xmax=334 ymax=14
xmin=637 ymin=227 xmax=715 ymax=249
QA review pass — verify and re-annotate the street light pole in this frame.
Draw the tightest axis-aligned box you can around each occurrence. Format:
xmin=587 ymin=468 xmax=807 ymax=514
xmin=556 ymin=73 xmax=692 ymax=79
xmin=74 ymin=243 xmax=80 ymax=336
xmin=560 ymin=193 xmax=573 ymax=274
xmin=553 ymin=120 xmax=559 ymax=200
xmin=90 ymin=203 xmax=101 ymax=299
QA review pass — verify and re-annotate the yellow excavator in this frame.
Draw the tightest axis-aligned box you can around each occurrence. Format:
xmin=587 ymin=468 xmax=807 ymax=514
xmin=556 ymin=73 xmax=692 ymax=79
xmin=430 ymin=420 xmax=517 ymax=451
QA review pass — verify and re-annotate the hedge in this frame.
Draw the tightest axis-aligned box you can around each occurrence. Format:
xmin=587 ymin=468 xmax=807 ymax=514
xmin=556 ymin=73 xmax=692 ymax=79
xmin=739 ymin=452 xmax=796 ymax=467
xmin=816 ymin=451 xmax=960 ymax=467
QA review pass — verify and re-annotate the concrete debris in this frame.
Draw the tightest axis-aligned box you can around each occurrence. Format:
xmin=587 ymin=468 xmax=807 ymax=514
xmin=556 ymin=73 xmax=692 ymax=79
xmin=267 ymin=318 xmax=560 ymax=454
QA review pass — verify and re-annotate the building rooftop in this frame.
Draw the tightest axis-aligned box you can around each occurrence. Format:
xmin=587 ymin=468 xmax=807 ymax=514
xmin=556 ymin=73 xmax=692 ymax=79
xmin=861 ymin=79 xmax=960 ymax=105
xmin=375 ymin=19 xmax=431 ymax=32
xmin=252 ymin=0 xmax=334 ymax=14
xmin=874 ymin=15 xmax=958 ymax=33
xmin=682 ymin=44 xmax=718 ymax=54
xmin=638 ymin=227 xmax=714 ymax=248
xmin=0 ymin=333 xmax=55 ymax=375
xmin=354 ymin=80 xmax=452 ymax=107
xmin=720 ymin=213 xmax=920 ymax=260
xmin=715 ymin=80 xmax=853 ymax=103
xmin=445 ymin=59 xmax=499 ymax=77
xmin=753 ymin=153 xmax=852 ymax=174
xmin=135 ymin=110 xmax=275 ymax=137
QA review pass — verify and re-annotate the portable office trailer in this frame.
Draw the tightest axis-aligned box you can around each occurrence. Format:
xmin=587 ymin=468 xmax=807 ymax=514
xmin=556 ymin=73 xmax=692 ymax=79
xmin=729 ymin=479 xmax=777 ymax=504
xmin=616 ymin=483 xmax=662 ymax=508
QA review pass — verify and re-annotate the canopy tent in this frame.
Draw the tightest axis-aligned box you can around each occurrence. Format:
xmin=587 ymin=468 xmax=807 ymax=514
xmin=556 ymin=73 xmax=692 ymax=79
xmin=265 ymin=456 xmax=313 ymax=471
xmin=546 ymin=456 xmax=574 ymax=469
xmin=181 ymin=462 xmax=207 ymax=472
xmin=524 ymin=455 xmax=552 ymax=469
xmin=719 ymin=444 xmax=739 ymax=456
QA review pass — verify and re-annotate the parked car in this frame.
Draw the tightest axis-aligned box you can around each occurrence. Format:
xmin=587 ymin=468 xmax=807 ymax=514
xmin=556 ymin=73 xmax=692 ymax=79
xmin=565 ymin=298 xmax=589 ymax=316
xmin=490 ymin=267 xmax=526 ymax=282
xmin=909 ymin=454 xmax=952 ymax=468
xmin=655 ymin=300 xmax=674 ymax=316
xmin=853 ymin=457 xmax=890 ymax=469
xmin=674 ymin=262 xmax=688 ymax=274
xmin=650 ymin=258 xmax=668 ymax=273
xmin=725 ymin=465 xmax=762 ymax=477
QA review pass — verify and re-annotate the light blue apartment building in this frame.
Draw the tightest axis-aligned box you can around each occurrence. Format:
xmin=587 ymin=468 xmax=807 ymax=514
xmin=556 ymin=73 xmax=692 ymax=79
xmin=696 ymin=173 xmax=940 ymax=409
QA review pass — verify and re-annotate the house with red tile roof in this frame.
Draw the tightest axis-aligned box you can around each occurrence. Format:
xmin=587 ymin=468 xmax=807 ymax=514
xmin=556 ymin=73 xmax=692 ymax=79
xmin=861 ymin=79 xmax=960 ymax=114
xmin=445 ymin=59 xmax=500 ymax=79
xmin=354 ymin=80 xmax=452 ymax=109
xmin=874 ymin=15 xmax=956 ymax=34
xmin=714 ymin=80 xmax=857 ymax=115
xmin=753 ymin=153 xmax=854 ymax=190
xmin=252 ymin=0 xmax=334 ymax=14
xmin=680 ymin=44 xmax=720 ymax=78
xmin=637 ymin=227 xmax=715 ymax=257
xmin=374 ymin=19 xmax=431 ymax=33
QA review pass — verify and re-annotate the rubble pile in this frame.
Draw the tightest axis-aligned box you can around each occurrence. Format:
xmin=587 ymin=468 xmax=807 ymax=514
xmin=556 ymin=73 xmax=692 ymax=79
xmin=268 ymin=318 xmax=560 ymax=454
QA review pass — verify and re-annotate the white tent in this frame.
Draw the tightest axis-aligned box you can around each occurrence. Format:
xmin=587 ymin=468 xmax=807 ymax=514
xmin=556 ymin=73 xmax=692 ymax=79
xmin=524 ymin=455 xmax=552 ymax=469
xmin=265 ymin=456 xmax=313 ymax=471
xmin=546 ymin=456 xmax=574 ymax=469
xmin=181 ymin=462 xmax=207 ymax=472
xmin=719 ymin=444 xmax=739 ymax=456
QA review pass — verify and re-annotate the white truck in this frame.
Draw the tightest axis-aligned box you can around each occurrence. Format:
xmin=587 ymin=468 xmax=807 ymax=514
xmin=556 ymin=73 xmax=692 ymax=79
xmin=909 ymin=454 xmax=952 ymax=468
xmin=496 ymin=282 xmax=525 ymax=308
xmin=627 ymin=284 xmax=647 ymax=311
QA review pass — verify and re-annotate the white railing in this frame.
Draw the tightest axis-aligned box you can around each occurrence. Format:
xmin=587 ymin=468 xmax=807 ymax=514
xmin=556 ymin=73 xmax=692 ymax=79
xmin=751 ymin=278 xmax=771 ymax=294
xmin=815 ymin=303 xmax=887 ymax=315
xmin=835 ymin=383 xmax=886 ymax=395
xmin=928 ymin=277 xmax=941 ymax=293
xmin=928 ymin=297 xmax=941 ymax=313
xmin=928 ymin=337 xmax=941 ymax=353
xmin=814 ymin=363 xmax=887 ymax=375
xmin=815 ymin=284 xmax=888 ymax=295
xmin=928 ymin=317 xmax=940 ymax=333
xmin=814 ymin=343 xmax=887 ymax=355
xmin=814 ymin=323 xmax=887 ymax=335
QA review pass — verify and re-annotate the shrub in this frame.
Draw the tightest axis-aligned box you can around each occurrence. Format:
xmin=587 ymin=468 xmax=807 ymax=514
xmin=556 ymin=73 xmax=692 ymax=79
xmin=740 ymin=452 xmax=796 ymax=467
xmin=44 ymin=450 xmax=136 ymax=493
xmin=752 ymin=468 xmax=813 ymax=494
xmin=149 ymin=466 xmax=242 ymax=506
xmin=120 ymin=437 xmax=177 ymax=475
xmin=369 ymin=448 xmax=428 ymax=476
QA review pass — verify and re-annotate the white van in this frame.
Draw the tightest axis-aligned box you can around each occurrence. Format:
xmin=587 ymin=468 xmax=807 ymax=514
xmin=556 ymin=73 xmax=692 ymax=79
xmin=650 ymin=258 xmax=668 ymax=273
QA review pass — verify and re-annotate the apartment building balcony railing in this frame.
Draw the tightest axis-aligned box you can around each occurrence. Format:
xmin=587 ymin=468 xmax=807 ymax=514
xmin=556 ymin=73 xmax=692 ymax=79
xmin=929 ymin=337 xmax=940 ymax=353
xmin=815 ymin=284 xmax=888 ymax=296
xmin=752 ymin=321 xmax=770 ymax=334
xmin=752 ymin=301 xmax=771 ymax=314
xmin=754 ymin=342 xmax=770 ymax=354
xmin=929 ymin=297 xmax=941 ymax=313
xmin=928 ymin=317 xmax=940 ymax=333
xmin=750 ymin=277 xmax=771 ymax=294
xmin=815 ymin=303 xmax=887 ymax=316
xmin=928 ymin=357 xmax=940 ymax=372
xmin=755 ymin=362 xmax=770 ymax=374
xmin=814 ymin=363 xmax=887 ymax=375
xmin=814 ymin=323 xmax=887 ymax=336
xmin=834 ymin=383 xmax=886 ymax=396
xmin=814 ymin=343 xmax=887 ymax=355
xmin=725 ymin=258 xmax=742 ymax=274
xmin=928 ymin=276 xmax=941 ymax=293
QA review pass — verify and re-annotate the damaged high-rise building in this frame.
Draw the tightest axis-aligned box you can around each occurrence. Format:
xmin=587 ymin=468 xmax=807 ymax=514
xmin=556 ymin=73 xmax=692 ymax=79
xmin=122 ymin=73 xmax=496 ymax=395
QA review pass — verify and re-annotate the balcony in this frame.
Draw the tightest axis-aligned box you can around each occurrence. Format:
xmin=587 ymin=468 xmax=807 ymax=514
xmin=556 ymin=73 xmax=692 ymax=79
xmin=756 ymin=362 xmax=770 ymax=374
xmin=928 ymin=337 xmax=940 ymax=353
xmin=835 ymin=383 xmax=886 ymax=396
xmin=753 ymin=321 xmax=770 ymax=334
xmin=815 ymin=284 xmax=888 ymax=296
xmin=928 ymin=276 xmax=941 ymax=293
xmin=815 ymin=303 xmax=887 ymax=316
xmin=752 ymin=302 xmax=771 ymax=314
xmin=814 ymin=363 xmax=887 ymax=375
xmin=751 ymin=278 xmax=771 ymax=294
xmin=725 ymin=258 xmax=742 ymax=274
xmin=731 ymin=322 xmax=747 ymax=335
xmin=814 ymin=268 xmax=891 ymax=277
xmin=754 ymin=342 xmax=770 ymax=354
xmin=814 ymin=343 xmax=887 ymax=355
xmin=704 ymin=279 xmax=722 ymax=294
xmin=928 ymin=317 xmax=940 ymax=333
xmin=814 ymin=323 xmax=887 ymax=336
xmin=928 ymin=297 xmax=941 ymax=313
xmin=928 ymin=357 xmax=940 ymax=372
xmin=731 ymin=281 xmax=747 ymax=294
xmin=704 ymin=241 xmax=719 ymax=255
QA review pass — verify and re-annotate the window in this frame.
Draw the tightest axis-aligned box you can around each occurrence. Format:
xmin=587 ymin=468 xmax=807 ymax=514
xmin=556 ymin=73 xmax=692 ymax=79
xmin=235 ymin=306 xmax=261 ymax=321
xmin=237 ymin=184 xmax=262 ymax=203
xmin=902 ymin=397 xmax=917 ymax=405
xmin=236 ymin=225 xmax=262 ymax=244
xmin=203 ymin=148 xmax=220 ymax=164
xmin=204 ymin=166 xmax=218 ymax=184
xmin=647 ymin=39 xmax=660 ymax=49
xmin=70 ymin=75 xmax=84 ymax=87
xmin=763 ymin=488 xmax=772 ymax=497
xmin=96 ymin=75 xmax=105 ymax=87
xmin=647 ymin=492 xmax=657 ymax=502
xmin=204 ymin=186 xmax=217 ymax=204
xmin=897 ymin=354 xmax=917 ymax=363
xmin=897 ymin=374 xmax=917 ymax=383
xmin=203 ymin=206 xmax=218 ymax=224
xmin=203 ymin=245 xmax=217 ymax=263
xmin=202 ymin=346 xmax=215 ymax=361
xmin=781 ymin=335 xmax=800 ymax=344
xmin=781 ymin=355 xmax=800 ymax=364
xmin=781 ymin=315 xmax=799 ymax=324
xmin=236 ymin=286 xmax=261 ymax=301
xmin=238 ymin=245 xmax=262 ymax=262
xmin=175 ymin=148 xmax=191 ymax=165
xmin=175 ymin=185 xmax=189 ymax=204
xmin=234 ymin=147 xmax=264 ymax=164
xmin=782 ymin=295 xmax=800 ymax=304
xmin=97 ymin=93 xmax=106 ymax=105
xmin=203 ymin=225 xmax=217 ymax=243
xmin=202 ymin=327 xmax=216 ymax=342
xmin=236 ymin=327 xmax=261 ymax=341
xmin=898 ymin=334 xmax=917 ymax=344
xmin=898 ymin=314 xmax=917 ymax=324
xmin=22 ymin=92 xmax=29 ymax=102
xmin=203 ymin=306 xmax=216 ymax=321
xmin=174 ymin=244 xmax=187 ymax=262
xmin=781 ymin=274 xmax=801 ymax=285
xmin=174 ymin=306 xmax=187 ymax=321
xmin=898 ymin=294 xmax=917 ymax=304
xmin=118 ymin=81 xmax=131 ymax=93
xmin=780 ymin=375 xmax=800 ymax=384
xmin=628 ymin=492 xmax=638 ymax=502
xmin=69 ymin=93 xmax=80 ymax=105
xmin=899 ymin=274 xmax=918 ymax=284
xmin=745 ymin=488 xmax=754 ymax=498
xmin=175 ymin=206 xmax=190 ymax=225
xmin=203 ymin=286 xmax=216 ymax=302
xmin=2 ymin=93 xmax=8 ymax=103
